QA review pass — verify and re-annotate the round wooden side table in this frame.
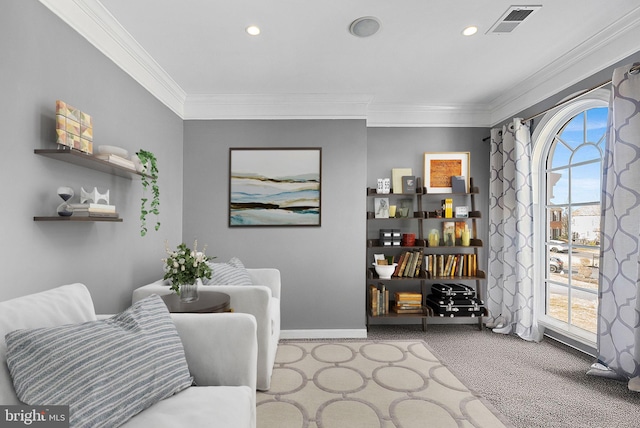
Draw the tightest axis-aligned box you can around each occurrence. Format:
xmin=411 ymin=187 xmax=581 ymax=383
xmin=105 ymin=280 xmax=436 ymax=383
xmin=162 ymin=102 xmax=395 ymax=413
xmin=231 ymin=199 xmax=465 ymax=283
xmin=161 ymin=291 xmax=230 ymax=313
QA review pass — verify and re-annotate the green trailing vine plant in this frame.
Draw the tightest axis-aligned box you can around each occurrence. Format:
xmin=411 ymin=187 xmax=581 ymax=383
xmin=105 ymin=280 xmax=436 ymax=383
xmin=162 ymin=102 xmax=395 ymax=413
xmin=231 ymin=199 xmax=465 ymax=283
xmin=136 ymin=149 xmax=160 ymax=236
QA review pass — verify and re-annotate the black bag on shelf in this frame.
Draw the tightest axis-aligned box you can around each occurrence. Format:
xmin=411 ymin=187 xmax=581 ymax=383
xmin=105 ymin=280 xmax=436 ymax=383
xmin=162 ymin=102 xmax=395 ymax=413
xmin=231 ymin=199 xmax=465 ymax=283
xmin=430 ymin=283 xmax=475 ymax=298
xmin=426 ymin=297 xmax=485 ymax=317
xmin=426 ymin=295 xmax=484 ymax=310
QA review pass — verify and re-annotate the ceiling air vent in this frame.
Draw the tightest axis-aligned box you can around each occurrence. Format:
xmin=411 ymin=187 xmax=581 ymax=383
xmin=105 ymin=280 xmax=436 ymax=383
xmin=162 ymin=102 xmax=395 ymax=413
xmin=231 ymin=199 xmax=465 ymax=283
xmin=487 ymin=5 xmax=541 ymax=34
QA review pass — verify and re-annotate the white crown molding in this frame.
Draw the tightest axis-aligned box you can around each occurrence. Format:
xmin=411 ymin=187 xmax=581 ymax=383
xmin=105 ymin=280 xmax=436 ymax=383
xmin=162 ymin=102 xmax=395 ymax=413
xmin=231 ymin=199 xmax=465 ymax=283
xmin=366 ymin=103 xmax=492 ymax=128
xmin=40 ymin=1 xmax=640 ymax=127
xmin=39 ymin=0 xmax=186 ymax=117
xmin=35 ymin=0 xmax=493 ymax=126
xmin=489 ymin=6 xmax=640 ymax=126
xmin=184 ymin=93 xmax=373 ymax=120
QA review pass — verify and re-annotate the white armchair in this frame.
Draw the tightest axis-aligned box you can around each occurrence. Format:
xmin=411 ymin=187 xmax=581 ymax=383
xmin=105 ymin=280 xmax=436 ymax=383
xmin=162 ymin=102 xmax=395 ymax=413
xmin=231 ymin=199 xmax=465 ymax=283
xmin=133 ymin=268 xmax=281 ymax=391
xmin=0 ymin=284 xmax=258 ymax=428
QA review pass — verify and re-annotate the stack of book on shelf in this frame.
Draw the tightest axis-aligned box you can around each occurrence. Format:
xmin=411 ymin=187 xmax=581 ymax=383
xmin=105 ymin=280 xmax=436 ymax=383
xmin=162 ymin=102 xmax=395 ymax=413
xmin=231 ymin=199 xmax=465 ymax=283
xmin=69 ymin=203 xmax=119 ymax=219
xmin=425 ymin=254 xmax=477 ymax=278
xmin=369 ymin=284 xmax=389 ymax=316
xmin=393 ymin=292 xmax=424 ymax=314
xmin=392 ymin=250 xmax=423 ymax=278
xmin=95 ymin=153 xmax=136 ymax=170
xmin=426 ymin=283 xmax=486 ymax=317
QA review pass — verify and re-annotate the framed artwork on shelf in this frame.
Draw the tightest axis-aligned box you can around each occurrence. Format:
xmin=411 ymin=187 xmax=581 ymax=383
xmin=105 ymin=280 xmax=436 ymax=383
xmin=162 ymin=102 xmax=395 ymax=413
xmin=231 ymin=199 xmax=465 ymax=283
xmin=229 ymin=148 xmax=321 ymax=227
xmin=402 ymin=175 xmax=416 ymax=194
xmin=423 ymin=152 xmax=470 ymax=193
xmin=374 ymin=198 xmax=390 ymax=218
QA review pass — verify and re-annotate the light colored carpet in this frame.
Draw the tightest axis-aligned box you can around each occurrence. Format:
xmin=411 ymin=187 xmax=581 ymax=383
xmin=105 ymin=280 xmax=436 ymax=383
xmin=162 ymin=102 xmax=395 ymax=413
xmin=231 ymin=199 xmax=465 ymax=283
xmin=257 ymin=340 xmax=513 ymax=428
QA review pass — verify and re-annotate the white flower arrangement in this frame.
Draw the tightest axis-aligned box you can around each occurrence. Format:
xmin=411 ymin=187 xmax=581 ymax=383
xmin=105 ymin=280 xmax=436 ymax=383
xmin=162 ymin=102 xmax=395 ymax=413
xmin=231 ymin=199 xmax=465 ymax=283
xmin=162 ymin=240 xmax=214 ymax=294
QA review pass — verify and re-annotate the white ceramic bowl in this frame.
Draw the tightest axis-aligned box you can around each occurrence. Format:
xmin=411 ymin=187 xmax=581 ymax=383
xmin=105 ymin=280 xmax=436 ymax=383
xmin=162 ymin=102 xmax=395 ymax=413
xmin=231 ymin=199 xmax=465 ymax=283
xmin=373 ymin=263 xmax=397 ymax=279
xmin=97 ymin=145 xmax=129 ymax=158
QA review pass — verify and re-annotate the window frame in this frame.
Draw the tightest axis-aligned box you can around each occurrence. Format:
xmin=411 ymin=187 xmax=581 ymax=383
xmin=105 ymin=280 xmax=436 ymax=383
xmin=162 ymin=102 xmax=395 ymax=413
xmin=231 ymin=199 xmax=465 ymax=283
xmin=530 ymin=89 xmax=609 ymax=348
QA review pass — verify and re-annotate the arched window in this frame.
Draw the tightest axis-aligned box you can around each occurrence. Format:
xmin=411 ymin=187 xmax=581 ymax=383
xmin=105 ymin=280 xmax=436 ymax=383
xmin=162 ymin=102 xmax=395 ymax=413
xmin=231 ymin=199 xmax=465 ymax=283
xmin=532 ymin=91 xmax=608 ymax=347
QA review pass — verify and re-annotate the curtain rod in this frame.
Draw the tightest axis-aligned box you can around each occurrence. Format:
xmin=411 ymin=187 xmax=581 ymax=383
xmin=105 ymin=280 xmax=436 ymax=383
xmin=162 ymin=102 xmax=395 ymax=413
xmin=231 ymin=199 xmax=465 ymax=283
xmin=520 ymin=63 xmax=640 ymax=124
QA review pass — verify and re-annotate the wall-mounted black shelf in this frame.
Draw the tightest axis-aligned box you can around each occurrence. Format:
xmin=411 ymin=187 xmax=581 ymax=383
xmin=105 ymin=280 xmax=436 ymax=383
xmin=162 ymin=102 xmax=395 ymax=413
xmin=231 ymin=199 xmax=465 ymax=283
xmin=34 ymin=216 xmax=123 ymax=222
xmin=34 ymin=148 xmax=149 ymax=180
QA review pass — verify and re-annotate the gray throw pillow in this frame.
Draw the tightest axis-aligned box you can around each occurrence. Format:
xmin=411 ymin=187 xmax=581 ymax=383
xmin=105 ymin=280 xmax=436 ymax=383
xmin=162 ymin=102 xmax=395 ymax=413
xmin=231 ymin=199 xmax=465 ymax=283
xmin=203 ymin=257 xmax=252 ymax=285
xmin=5 ymin=295 xmax=192 ymax=428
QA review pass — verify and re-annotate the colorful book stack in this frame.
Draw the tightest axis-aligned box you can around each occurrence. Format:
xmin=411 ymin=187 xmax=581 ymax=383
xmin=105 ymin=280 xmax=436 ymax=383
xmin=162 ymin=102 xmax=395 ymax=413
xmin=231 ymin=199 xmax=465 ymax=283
xmin=69 ymin=203 xmax=119 ymax=219
xmin=393 ymin=292 xmax=423 ymax=314
xmin=425 ymin=254 xmax=477 ymax=278
xmin=392 ymin=250 xmax=423 ymax=278
xmin=426 ymin=283 xmax=485 ymax=317
xmin=369 ymin=284 xmax=389 ymax=316
xmin=55 ymin=100 xmax=93 ymax=154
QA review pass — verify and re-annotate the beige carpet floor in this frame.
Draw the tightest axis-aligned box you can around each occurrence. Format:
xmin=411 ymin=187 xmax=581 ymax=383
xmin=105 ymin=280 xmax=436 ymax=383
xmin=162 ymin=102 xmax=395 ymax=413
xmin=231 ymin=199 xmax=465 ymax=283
xmin=257 ymin=340 xmax=513 ymax=428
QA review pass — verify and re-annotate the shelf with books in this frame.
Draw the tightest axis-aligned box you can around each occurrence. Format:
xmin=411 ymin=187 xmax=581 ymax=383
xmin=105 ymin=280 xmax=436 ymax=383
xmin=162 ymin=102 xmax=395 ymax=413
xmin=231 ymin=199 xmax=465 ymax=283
xmin=368 ymin=283 xmax=434 ymax=320
xmin=421 ymin=178 xmax=485 ymax=329
xmin=34 ymin=145 xmax=139 ymax=223
xmin=366 ymin=180 xmax=429 ymax=331
xmin=365 ymin=175 xmax=486 ymax=331
xmin=35 ymin=147 xmax=150 ymax=180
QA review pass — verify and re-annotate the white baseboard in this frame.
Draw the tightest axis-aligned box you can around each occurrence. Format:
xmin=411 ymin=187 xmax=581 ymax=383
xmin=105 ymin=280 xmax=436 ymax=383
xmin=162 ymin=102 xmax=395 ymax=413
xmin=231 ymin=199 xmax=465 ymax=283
xmin=280 ymin=329 xmax=368 ymax=340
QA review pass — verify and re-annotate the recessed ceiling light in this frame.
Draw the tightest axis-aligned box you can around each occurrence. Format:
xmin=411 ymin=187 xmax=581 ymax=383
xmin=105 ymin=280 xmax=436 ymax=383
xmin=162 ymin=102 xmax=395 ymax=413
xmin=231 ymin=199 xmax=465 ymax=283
xmin=349 ymin=17 xmax=381 ymax=38
xmin=246 ymin=25 xmax=261 ymax=36
xmin=462 ymin=26 xmax=478 ymax=36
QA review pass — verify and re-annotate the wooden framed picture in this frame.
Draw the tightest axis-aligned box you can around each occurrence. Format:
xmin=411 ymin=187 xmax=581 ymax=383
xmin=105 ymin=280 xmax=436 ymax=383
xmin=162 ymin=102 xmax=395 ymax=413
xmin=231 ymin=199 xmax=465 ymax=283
xmin=423 ymin=152 xmax=470 ymax=193
xmin=229 ymin=148 xmax=321 ymax=226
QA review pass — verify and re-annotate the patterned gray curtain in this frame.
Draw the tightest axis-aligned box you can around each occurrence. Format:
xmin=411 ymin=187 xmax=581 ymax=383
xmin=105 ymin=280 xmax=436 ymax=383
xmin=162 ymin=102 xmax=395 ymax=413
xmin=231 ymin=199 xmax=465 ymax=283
xmin=590 ymin=63 xmax=640 ymax=392
xmin=487 ymin=119 xmax=542 ymax=342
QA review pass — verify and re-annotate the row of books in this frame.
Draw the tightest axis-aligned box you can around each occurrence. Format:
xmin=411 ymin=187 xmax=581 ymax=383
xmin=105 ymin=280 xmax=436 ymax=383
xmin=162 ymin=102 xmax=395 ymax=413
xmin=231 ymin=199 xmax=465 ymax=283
xmin=425 ymin=253 xmax=477 ymax=278
xmin=392 ymin=250 xmax=423 ymax=278
xmin=369 ymin=284 xmax=389 ymax=316
xmin=68 ymin=203 xmax=120 ymax=218
xmin=369 ymin=286 xmax=428 ymax=316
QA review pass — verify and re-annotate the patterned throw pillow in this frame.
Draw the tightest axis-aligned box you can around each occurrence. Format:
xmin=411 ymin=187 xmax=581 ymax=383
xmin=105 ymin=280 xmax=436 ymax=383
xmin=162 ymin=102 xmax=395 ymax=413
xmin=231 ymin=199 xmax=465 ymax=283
xmin=5 ymin=295 xmax=193 ymax=428
xmin=203 ymin=257 xmax=253 ymax=285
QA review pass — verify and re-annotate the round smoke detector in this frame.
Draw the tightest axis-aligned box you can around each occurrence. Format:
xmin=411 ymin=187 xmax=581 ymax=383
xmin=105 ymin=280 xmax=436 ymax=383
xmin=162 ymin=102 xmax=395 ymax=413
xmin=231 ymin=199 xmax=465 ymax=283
xmin=349 ymin=16 xmax=381 ymax=38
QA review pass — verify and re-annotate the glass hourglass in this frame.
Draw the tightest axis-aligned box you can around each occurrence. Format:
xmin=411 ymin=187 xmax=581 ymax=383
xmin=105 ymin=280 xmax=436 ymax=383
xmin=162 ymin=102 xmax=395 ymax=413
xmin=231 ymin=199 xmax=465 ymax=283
xmin=56 ymin=186 xmax=74 ymax=216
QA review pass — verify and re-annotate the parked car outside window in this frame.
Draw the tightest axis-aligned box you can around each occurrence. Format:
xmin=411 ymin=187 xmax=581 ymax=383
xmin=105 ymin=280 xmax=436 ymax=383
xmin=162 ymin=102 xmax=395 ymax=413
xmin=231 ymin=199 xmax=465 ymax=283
xmin=549 ymin=256 xmax=564 ymax=273
xmin=549 ymin=239 xmax=569 ymax=253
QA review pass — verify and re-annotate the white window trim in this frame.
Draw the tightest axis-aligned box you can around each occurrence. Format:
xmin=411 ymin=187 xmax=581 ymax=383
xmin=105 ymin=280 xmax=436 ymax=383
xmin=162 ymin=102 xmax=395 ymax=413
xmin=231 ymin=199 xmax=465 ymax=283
xmin=530 ymin=89 xmax=609 ymax=348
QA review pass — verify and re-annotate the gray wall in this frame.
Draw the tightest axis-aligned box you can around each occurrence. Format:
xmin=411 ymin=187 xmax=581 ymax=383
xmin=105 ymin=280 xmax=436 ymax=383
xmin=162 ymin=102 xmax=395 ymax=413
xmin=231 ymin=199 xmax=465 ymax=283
xmin=182 ymin=122 xmax=489 ymax=332
xmin=1 ymin=0 xmax=184 ymax=313
xmin=183 ymin=120 xmax=367 ymax=332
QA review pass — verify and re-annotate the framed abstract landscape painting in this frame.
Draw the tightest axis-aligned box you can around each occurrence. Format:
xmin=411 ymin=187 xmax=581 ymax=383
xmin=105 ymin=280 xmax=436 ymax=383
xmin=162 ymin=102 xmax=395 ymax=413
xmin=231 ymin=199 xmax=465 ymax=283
xmin=229 ymin=148 xmax=322 ymax=226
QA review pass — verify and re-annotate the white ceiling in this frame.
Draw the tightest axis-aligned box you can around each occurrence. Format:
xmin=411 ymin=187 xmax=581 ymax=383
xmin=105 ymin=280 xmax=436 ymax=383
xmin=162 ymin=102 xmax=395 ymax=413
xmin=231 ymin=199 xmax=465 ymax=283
xmin=41 ymin=0 xmax=640 ymax=126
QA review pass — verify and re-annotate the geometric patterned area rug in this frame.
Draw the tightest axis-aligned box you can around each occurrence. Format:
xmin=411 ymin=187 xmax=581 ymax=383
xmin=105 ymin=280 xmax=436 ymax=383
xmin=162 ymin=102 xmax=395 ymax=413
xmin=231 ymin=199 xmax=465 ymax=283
xmin=257 ymin=340 xmax=513 ymax=428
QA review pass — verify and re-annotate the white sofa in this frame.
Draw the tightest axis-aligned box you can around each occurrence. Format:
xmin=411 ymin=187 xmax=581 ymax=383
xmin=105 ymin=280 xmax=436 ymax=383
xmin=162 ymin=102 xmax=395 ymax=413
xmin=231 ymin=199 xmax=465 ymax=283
xmin=0 ymin=284 xmax=258 ymax=428
xmin=133 ymin=268 xmax=281 ymax=391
